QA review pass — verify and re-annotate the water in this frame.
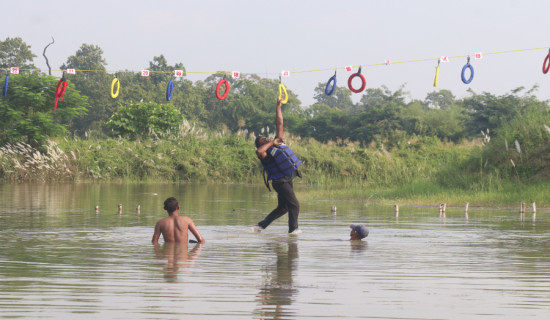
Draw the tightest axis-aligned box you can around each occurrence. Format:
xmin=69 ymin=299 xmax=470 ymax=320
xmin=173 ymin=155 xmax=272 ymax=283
xmin=1 ymin=183 xmax=549 ymax=319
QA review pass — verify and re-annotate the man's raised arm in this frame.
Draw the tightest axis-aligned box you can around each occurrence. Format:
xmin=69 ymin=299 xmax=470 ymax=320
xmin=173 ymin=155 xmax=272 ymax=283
xmin=275 ymin=98 xmax=284 ymax=140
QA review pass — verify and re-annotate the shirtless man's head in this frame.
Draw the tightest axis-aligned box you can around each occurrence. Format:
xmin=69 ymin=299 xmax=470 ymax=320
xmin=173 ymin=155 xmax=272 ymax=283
xmin=164 ymin=197 xmax=179 ymax=214
xmin=152 ymin=197 xmax=205 ymax=244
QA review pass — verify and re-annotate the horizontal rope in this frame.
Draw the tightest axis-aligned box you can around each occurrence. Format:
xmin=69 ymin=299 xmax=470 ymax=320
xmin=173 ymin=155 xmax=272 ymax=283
xmin=7 ymin=46 xmax=550 ymax=77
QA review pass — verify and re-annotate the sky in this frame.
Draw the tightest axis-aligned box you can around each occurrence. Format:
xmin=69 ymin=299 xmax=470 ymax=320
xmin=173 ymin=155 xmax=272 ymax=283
xmin=4 ymin=0 xmax=550 ymax=106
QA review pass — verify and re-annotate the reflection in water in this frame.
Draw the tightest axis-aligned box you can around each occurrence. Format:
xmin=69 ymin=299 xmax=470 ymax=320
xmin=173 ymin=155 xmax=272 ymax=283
xmin=255 ymin=240 xmax=298 ymax=320
xmin=153 ymin=242 xmax=202 ymax=282
xmin=350 ymin=240 xmax=368 ymax=253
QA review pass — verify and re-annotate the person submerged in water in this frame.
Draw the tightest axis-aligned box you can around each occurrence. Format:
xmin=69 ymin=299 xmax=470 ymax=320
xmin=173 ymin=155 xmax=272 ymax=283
xmin=152 ymin=197 xmax=205 ymax=244
xmin=350 ymin=224 xmax=369 ymax=240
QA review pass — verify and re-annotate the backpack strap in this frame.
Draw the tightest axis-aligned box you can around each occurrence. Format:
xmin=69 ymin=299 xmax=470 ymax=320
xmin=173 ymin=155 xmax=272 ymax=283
xmin=262 ymin=167 xmax=271 ymax=191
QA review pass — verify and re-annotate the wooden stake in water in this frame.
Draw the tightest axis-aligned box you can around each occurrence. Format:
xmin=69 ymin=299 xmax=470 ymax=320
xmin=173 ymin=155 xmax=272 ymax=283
xmin=395 ymin=204 xmax=399 ymax=218
xmin=464 ymin=202 xmax=469 ymax=220
xmin=520 ymin=202 xmax=525 ymax=221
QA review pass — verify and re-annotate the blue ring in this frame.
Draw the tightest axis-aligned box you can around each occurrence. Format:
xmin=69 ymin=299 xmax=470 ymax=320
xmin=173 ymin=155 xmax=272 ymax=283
xmin=461 ymin=64 xmax=474 ymax=84
xmin=325 ymin=74 xmax=337 ymax=95
xmin=166 ymin=80 xmax=174 ymax=101
xmin=3 ymin=75 xmax=8 ymax=97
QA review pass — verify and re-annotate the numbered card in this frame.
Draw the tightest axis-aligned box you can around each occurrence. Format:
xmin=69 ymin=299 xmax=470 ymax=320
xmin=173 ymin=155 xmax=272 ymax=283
xmin=474 ymin=52 xmax=483 ymax=60
xmin=66 ymin=69 xmax=76 ymax=74
xmin=345 ymin=65 xmax=353 ymax=72
xmin=281 ymin=70 xmax=290 ymax=77
xmin=385 ymin=60 xmax=391 ymax=65
xmin=231 ymin=71 xmax=240 ymax=79
xmin=174 ymin=70 xmax=184 ymax=77
xmin=10 ymin=67 xmax=19 ymax=74
xmin=440 ymin=56 xmax=449 ymax=63
xmin=141 ymin=70 xmax=150 ymax=77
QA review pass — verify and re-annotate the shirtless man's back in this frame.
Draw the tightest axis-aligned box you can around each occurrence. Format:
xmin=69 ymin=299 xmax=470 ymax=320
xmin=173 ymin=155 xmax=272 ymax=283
xmin=152 ymin=197 xmax=205 ymax=244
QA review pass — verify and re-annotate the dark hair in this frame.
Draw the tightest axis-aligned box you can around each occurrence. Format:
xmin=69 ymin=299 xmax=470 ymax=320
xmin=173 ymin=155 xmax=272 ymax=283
xmin=255 ymin=135 xmax=268 ymax=148
xmin=164 ymin=197 xmax=179 ymax=213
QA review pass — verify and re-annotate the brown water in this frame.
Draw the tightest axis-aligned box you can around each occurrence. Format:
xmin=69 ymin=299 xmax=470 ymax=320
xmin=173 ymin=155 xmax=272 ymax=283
xmin=1 ymin=183 xmax=549 ymax=319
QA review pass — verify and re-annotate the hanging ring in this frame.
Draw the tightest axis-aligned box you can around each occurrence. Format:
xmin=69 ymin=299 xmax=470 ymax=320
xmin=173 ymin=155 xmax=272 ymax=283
xmin=3 ymin=75 xmax=8 ymax=97
xmin=216 ymin=78 xmax=230 ymax=100
xmin=111 ymin=77 xmax=120 ymax=98
xmin=278 ymin=83 xmax=289 ymax=104
xmin=433 ymin=63 xmax=440 ymax=87
xmin=166 ymin=80 xmax=174 ymax=101
xmin=461 ymin=63 xmax=474 ymax=84
xmin=347 ymin=67 xmax=366 ymax=93
xmin=325 ymin=73 xmax=337 ymax=96
xmin=543 ymin=51 xmax=550 ymax=74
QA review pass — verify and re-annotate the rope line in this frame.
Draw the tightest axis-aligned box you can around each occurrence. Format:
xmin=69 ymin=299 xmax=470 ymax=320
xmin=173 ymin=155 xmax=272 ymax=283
xmin=6 ymin=46 xmax=549 ymax=77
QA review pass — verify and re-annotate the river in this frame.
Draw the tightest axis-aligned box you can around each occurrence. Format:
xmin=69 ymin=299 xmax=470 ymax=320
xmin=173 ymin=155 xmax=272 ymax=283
xmin=0 ymin=183 xmax=549 ymax=319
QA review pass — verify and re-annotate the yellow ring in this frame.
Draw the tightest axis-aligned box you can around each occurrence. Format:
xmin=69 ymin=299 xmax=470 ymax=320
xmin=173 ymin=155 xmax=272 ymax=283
xmin=278 ymin=83 xmax=288 ymax=104
xmin=111 ymin=78 xmax=120 ymax=98
xmin=433 ymin=66 xmax=440 ymax=87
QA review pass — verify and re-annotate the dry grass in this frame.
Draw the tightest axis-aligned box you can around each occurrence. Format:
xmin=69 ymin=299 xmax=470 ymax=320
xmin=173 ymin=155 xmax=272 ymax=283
xmin=0 ymin=140 xmax=79 ymax=181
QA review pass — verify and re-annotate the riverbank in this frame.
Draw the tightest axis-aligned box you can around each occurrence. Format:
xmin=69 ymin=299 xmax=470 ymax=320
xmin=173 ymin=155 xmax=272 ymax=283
xmin=1 ymin=132 xmax=548 ymax=207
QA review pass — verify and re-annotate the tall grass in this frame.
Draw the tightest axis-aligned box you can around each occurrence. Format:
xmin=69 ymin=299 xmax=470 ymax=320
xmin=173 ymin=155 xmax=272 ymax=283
xmin=1 ymin=116 xmax=550 ymax=206
xmin=0 ymin=140 xmax=79 ymax=181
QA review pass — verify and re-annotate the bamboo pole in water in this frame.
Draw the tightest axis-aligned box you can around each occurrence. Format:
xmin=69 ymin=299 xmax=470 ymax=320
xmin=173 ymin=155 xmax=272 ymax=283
xmin=520 ymin=202 xmax=525 ymax=221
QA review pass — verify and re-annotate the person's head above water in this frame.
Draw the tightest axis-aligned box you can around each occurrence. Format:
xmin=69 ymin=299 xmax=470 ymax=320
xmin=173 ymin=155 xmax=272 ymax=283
xmin=350 ymin=224 xmax=369 ymax=240
xmin=164 ymin=197 xmax=179 ymax=214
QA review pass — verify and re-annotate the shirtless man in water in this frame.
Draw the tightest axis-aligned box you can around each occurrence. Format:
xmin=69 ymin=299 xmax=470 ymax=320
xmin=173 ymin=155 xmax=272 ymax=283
xmin=152 ymin=197 xmax=205 ymax=244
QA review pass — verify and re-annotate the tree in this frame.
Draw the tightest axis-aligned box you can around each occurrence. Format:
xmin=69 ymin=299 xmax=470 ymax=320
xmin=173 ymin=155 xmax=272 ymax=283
xmin=60 ymin=43 xmax=113 ymax=134
xmin=462 ymin=88 xmax=528 ymax=136
xmin=0 ymin=73 xmax=88 ymax=147
xmin=106 ymin=102 xmax=182 ymax=140
xmin=148 ymin=54 xmax=185 ymax=85
xmin=0 ymin=37 xmax=36 ymax=70
xmin=424 ymin=89 xmax=456 ymax=109
xmin=312 ymin=81 xmax=354 ymax=112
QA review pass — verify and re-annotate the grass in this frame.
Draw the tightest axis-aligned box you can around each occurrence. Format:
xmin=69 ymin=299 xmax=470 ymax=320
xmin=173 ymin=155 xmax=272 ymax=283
xmin=1 ymin=120 xmax=549 ymax=207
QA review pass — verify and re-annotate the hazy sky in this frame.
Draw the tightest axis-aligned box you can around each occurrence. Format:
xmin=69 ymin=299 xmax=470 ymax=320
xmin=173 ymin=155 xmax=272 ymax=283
xmin=5 ymin=0 xmax=550 ymax=105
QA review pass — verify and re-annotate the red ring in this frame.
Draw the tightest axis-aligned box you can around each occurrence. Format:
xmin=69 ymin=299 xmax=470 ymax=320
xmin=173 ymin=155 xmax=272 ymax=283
xmin=216 ymin=79 xmax=230 ymax=100
xmin=347 ymin=73 xmax=366 ymax=93
xmin=54 ymin=79 xmax=68 ymax=113
xmin=543 ymin=54 xmax=550 ymax=74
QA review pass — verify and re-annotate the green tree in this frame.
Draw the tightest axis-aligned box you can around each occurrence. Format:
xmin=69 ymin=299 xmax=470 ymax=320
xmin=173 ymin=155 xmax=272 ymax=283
xmin=106 ymin=102 xmax=182 ymax=140
xmin=60 ymin=43 xmax=113 ymax=134
xmin=312 ymin=81 xmax=354 ymax=112
xmin=0 ymin=37 xmax=36 ymax=70
xmin=462 ymin=87 xmax=534 ymax=136
xmin=424 ymin=89 xmax=456 ymax=109
xmin=0 ymin=73 xmax=88 ymax=146
xmin=60 ymin=44 xmax=107 ymax=76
